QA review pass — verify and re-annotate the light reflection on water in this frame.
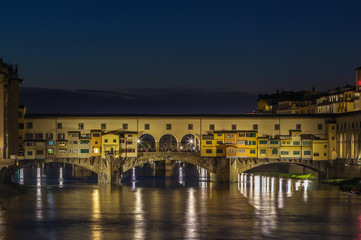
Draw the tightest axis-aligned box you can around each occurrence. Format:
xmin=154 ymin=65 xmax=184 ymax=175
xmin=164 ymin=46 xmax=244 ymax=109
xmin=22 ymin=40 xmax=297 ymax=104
xmin=5 ymin=165 xmax=361 ymax=239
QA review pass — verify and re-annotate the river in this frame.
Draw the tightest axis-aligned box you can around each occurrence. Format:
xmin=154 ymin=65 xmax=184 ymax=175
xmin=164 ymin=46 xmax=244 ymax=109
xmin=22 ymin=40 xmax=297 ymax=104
xmin=1 ymin=163 xmax=361 ymax=240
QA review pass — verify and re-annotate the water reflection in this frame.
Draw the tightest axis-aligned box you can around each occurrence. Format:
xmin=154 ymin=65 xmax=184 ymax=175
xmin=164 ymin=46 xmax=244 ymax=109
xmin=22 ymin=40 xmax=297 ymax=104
xmin=239 ymin=173 xmax=311 ymax=237
xmin=59 ymin=167 xmax=63 ymax=188
xmin=0 ymin=201 xmax=5 ymax=239
xmin=134 ymin=189 xmax=145 ymax=240
xmin=36 ymin=166 xmax=43 ymax=220
xmin=91 ymin=189 xmax=101 ymax=240
xmin=185 ymin=188 xmax=198 ymax=239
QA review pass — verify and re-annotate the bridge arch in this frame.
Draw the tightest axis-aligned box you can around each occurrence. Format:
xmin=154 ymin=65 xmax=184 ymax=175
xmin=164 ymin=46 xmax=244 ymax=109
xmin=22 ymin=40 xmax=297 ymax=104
xmin=138 ymin=134 xmax=157 ymax=152
xmin=159 ymin=134 xmax=178 ymax=152
xmin=180 ymin=134 xmax=200 ymax=152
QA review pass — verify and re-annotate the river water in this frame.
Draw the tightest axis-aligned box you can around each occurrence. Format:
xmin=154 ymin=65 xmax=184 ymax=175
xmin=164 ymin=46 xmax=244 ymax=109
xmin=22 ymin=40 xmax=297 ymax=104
xmin=1 ymin=164 xmax=361 ymax=240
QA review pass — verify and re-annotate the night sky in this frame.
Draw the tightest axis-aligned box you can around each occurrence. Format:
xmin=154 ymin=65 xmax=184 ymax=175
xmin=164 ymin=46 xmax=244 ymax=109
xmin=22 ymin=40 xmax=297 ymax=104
xmin=2 ymin=1 xmax=361 ymax=114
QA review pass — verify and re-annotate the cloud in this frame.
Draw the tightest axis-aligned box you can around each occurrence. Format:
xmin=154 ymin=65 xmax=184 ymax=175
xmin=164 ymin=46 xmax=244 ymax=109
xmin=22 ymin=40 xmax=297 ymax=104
xmin=19 ymin=87 xmax=257 ymax=114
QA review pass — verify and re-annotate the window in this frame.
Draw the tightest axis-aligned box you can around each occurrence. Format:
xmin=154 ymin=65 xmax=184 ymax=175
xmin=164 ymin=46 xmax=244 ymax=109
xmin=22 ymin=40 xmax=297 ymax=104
xmin=352 ymin=122 xmax=355 ymax=129
xmin=217 ymin=149 xmax=223 ymax=153
xmin=78 ymin=123 xmax=84 ymax=130
xmin=216 ymin=141 xmax=223 ymax=144
xmin=25 ymin=133 xmax=33 ymax=140
xmin=246 ymin=132 xmax=256 ymax=137
xmin=36 ymin=142 xmax=43 ymax=146
xmin=19 ymin=123 xmax=24 ymax=129
xmin=259 ymin=140 xmax=267 ymax=145
xmin=317 ymin=124 xmax=323 ymax=130
xmin=206 ymin=141 xmax=212 ymax=145
xmin=314 ymin=153 xmax=319 ymax=157
xmin=209 ymin=124 xmax=215 ymax=131
xmin=324 ymin=153 xmax=327 ymax=156
xmin=80 ymin=140 xmax=90 ymax=144
xmin=48 ymin=141 xmax=53 ymax=146
xmin=228 ymin=149 xmax=234 ymax=153
xmin=238 ymin=133 xmax=246 ymax=137
xmin=113 ymin=139 xmax=117 ymax=143
xmin=272 ymin=148 xmax=278 ymax=154
xmin=145 ymin=124 xmax=150 ymax=130
xmin=57 ymin=123 xmax=62 ymax=129
xmin=324 ymin=145 xmax=327 ymax=148
xmin=70 ymin=149 xmax=78 ymax=154
xmin=101 ymin=123 xmax=106 ymax=130
xmin=252 ymin=141 xmax=256 ymax=145
xmin=270 ymin=140 xmax=278 ymax=145
xmin=296 ymin=124 xmax=301 ymax=130
xmin=47 ymin=149 xmax=54 ymax=155
xmin=332 ymin=136 xmax=335 ymax=140
xmin=35 ymin=150 xmax=43 ymax=155
xmin=46 ymin=133 xmax=53 ymax=140
xmin=331 ymin=125 xmax=335 ymax=130
xmin=123 ymin=123 xmax=128 ymax=130
xmin=35 ymin=133 xmax=43 ymax=140
xmin=281 ymin=151 xmax=289 ymax=155
xmin=93 ymin=148 xmax=99 ymax=154
xmin=206 ymin=149 xmax=212 ymax=153
xmin=188 ymin=124 xmax=193 ymax=130
xmin=227 ymin=134 xmax=233 ymax=138
xmin=293 ymin=141 xmax=300 ymax=145
xmin=232 ymin=124 xmax=237 ymax=130
xmin=27 ymin=151 xmax=33 ymax=156
xmin=26 ymin=142 xmax=34 ymax=146
xmin=260 ymin=149 xmax=266 ymax=154
xmin=58 ymin=133 xmax=65 ymax=140
xmin=293 ymin=151 xmax=300 ymax=155
xmin=274 ymin=124 xmax=280 ymax=130
xmin=250 ymin=150 xmax=256 ymax=154
xmin=304 ymin=151 xmax=311 ymax=155
xmin=238 ymin=140 xmax=245 ymax=145
xmin=253 ymin=124 xmax=258 ymax=130
xmin=303 ymin=141 xmax=312 ymax=146
xmin=238 ymin=148 xmax=246 ymax=153
xmin=104 ymin=139 xmax=108 ymax=143
xmin=59 ymin=149 xmax=67 ymax=154
xmin=80 ymin=149 xmax=90 ymax=153
xmin=93 ymin=133 xmax=100 ymax=137
xmin=166 ymin=124 xmax=172 ymax=130
xmin=126 ymin=140 xmax=133 ymax=144
xmin=27 ymin=122 xmax=33 ymax=129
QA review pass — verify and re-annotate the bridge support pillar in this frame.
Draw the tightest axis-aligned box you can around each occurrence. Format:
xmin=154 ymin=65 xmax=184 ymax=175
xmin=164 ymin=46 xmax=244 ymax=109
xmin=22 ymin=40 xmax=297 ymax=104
xmin=98 ymin=158 xmax=112 ymax=184
xmin=212 ymin=157 xmax=240 ymax=183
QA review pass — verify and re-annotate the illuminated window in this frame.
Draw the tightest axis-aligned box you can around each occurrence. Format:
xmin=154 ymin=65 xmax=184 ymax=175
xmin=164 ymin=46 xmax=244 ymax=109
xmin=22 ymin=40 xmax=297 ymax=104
xmin=78 ymin=123 xmax=84 ymax=130
xmin=93 ymin=148 xmax=99 ymax=154
xmin=188 ymin=124 xmax=193 ymax=130
xmin=47 ymin=149 xmax=54 ymax=155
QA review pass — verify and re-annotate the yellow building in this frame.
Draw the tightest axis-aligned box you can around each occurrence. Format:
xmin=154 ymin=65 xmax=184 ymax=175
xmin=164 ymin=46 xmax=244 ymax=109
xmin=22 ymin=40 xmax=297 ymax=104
xmin=91 ymin=130 xmax=102 ymax=157
xmin=119 ymin=131 xmax=138 ymax=158
xmin=246 ymin=131 xmax=258 ymax=158
xmin=202 ymin=132 xmax=225 ymax=157
xmin=101 ymin=131 xmax=121 ymax=158
xmin=312 ymin=139 xmax=328 ymax=160
xmin=280 ymin=130 xmax=302 ymax=159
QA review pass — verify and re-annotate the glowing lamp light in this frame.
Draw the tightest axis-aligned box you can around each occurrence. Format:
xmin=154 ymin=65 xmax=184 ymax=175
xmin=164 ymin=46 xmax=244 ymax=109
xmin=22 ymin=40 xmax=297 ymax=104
xmin=358 ymin=80 xmax=361 ymax=87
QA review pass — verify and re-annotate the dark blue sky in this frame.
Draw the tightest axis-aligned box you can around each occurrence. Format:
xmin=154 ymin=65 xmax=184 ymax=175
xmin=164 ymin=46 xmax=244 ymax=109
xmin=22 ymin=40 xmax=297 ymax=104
xmin=2 ymin=1 xmax=361 ymax=113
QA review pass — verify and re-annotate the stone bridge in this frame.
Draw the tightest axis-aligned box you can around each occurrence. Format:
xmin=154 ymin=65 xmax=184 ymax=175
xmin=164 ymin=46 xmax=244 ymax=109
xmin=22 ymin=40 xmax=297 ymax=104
xmin=10 ymin=153 xmax=335 ymax=184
